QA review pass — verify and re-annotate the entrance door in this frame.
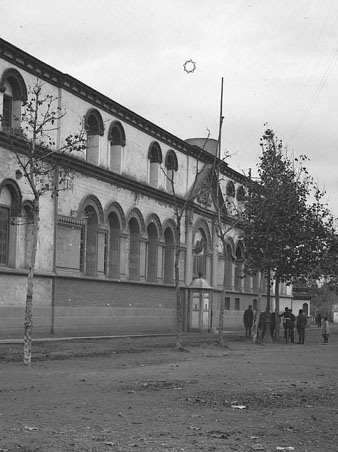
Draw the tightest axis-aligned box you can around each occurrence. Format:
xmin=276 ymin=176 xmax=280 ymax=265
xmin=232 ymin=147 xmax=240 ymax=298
xmin=190 ymin=291 xmax=210 ymax=330
xmin=201 ymin=293 xmax=210 ymax=329
xmin=191 ymin=292 xmax=200 ymax=329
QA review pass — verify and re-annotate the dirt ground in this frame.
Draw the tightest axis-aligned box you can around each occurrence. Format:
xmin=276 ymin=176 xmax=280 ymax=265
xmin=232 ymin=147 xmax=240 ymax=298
xmin=0 ymin=326 xmax=337 ymax=452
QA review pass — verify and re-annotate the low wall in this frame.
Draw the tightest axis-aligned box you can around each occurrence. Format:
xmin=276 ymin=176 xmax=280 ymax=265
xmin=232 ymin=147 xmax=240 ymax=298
xmin=0 ymin=272 xmax=53 ymax=338
xmin=53 ymin=276 xmax=177 ymax=336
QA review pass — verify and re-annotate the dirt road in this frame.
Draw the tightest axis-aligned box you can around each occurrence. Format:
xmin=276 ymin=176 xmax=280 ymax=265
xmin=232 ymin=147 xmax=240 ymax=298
xmin=0 ymin=327 xmax=337 ymax=452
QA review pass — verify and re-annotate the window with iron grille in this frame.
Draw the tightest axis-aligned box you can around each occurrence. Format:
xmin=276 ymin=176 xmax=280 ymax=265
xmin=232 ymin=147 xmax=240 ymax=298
xmin=224 ymin=297 xmax=230 ymax=310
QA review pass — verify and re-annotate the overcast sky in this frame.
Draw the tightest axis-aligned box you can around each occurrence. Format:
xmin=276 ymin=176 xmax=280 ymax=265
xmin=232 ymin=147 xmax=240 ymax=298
xmin=1 ymin=0 xmax=338 ymax=215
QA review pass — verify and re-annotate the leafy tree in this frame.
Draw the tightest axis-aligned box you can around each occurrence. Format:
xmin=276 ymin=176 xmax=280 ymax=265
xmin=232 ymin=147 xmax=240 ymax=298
xmin=243 ymin=128 xmax=334 ymax=335
xmin=2 ymin=81 xmax=86 ymax=365
xmin=310 ymin=282 xmax=338 ymax=319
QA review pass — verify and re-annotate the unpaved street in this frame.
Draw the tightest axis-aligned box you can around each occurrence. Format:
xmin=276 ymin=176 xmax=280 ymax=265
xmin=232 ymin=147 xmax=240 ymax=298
xmin=0 ymin=328 xmax=337 ymax=452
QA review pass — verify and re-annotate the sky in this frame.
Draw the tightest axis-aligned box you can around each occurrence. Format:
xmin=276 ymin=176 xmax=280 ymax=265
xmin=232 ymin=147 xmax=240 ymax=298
xmin=1 ymin=0 xmax=338 ymax=215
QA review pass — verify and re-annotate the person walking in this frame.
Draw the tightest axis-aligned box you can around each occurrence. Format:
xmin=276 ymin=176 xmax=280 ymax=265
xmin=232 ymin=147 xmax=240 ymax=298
xmin=322 ymin=316 xmax=330 ymax=344
xmin=243 ymin=305 xmax=254 ymax=338
xmin=316 ymin=312 xmax=322 ymax=327
xmin=296 ymin=309 xmax=307 ymax=344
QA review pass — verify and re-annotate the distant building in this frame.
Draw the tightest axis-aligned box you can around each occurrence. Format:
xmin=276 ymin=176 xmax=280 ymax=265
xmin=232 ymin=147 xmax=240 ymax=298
xmin=332 ymin=304 xmax=338 ymax=323
xmin=0 ymin=38 xmax=292 ymax=338
xmin=286 ymin=283 xmax=312 ymax=318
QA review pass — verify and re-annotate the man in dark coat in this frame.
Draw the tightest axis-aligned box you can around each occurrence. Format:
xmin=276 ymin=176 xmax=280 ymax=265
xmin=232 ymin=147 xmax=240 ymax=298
xmin=297 ymin=309 xmax=307 ymax=344
xmin=243 ymin=305 xmax=254 ymax=338
xmin=279 ymin=307 xmax=295 ymax=342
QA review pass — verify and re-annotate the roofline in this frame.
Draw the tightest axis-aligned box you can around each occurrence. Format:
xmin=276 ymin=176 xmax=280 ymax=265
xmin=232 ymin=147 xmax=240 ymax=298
xmin=0 ymin=38 xmax=248 ymax=184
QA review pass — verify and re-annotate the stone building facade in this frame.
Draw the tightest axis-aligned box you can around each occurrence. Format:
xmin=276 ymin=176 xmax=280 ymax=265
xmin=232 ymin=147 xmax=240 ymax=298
xmin=0 ymin=38 xmax=292 ymax=338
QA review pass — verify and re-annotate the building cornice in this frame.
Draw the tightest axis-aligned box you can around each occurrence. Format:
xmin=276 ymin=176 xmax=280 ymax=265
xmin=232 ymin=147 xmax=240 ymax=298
xmin=0 ymin=131 xmax=240 ymax=226
xmin=0 ymin=38 xmax=248 ymax=185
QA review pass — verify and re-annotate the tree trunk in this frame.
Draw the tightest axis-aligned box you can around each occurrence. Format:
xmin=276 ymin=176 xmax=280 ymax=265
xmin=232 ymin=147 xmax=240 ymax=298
xmin=23 ymin=197 xmax=39 ymax=366
xmin=174 ymin=221 xmax=182 ymax=349
xmin=252 ymin=271 xmax=263 ymax=343
xmin=266 ymin=267 xmax=271 ymax=313
xmin=274 ymin=274 xmax=281 ymax=340
xmin=218 ymin=240 xmax=227 ymax=346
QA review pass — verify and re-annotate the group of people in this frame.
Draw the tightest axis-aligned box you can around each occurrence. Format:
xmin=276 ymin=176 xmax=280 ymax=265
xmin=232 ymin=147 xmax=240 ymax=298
xmin=278 ymin=307 xmax=307 ymax=343
xmin=243 ymin=305 xmax=330 ymax=344
xmin=243 ymin=305 xmax=278 ymax=341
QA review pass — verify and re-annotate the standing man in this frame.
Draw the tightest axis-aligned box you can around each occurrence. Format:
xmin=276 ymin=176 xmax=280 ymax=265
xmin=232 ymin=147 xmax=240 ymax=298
xmin=279 ymin=307 xmax=294 ymax=342
xmin=322 ymin=316 xmax=330 ymax=344
xmin=289 ymin=309 xmax=296 ymax=343
xmin=243 ymin=305 xmax=254 ymax=338
xmin=296 ymin=309 xmax=307 ymax=344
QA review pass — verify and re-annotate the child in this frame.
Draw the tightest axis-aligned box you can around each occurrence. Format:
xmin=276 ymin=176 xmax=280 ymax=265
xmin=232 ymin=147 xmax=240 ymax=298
xmin=322 ymin=316 xmax=330 ymax=345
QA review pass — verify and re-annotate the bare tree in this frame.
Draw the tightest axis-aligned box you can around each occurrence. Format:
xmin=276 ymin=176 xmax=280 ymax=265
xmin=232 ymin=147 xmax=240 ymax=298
xmin=214 ymin=196 xmax=244 ymax=345
xmin=163 ymin=132 xmax=216 ymax=349
xmin=2 ymin=81 xmax=86 ymax=366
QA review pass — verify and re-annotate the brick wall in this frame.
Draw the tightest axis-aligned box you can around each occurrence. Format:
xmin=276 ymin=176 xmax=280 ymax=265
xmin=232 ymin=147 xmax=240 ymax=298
xmin=53 ymin=277 xmax=177 ymax=335
xmin=0 ymin=271 xmax=53 ymax=337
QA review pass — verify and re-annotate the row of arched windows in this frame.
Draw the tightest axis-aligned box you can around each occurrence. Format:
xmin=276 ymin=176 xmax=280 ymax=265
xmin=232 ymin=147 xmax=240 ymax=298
xmin=0 ymin=68 xmax=247 ymax=204
xmin=1 ymin=176 xmax=259 ymax=294
xmin=84 ymin=108 xmax=179 ymax=190
xmin=0 ymin=67 xmax=248 ymax=287
xmin=57 ymin=197 xmax=178 ymax=284
xmin=0 ymin=68 xmax=180 ymax=192
xmin=66 ymin=196 xmax=251 ymax=289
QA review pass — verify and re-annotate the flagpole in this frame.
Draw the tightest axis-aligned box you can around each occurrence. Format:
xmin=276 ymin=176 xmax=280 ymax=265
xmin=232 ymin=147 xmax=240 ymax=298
xmin=215 ymin=77 xmax=224 ymax=222
xmin=217 ymin=77 xmax=224 ymax=161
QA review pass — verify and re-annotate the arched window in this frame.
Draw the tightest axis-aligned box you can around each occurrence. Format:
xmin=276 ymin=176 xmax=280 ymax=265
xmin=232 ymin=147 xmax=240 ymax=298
xmin=148 ymin=142 xmax=162 ymax=187
xmin=0 ymin=68 xmax=27 ymax=134
xmin=225 ymin=244 xmax=233 ymax=290
xmin=84 ymin=109 xmax=104 ymax=166
xmin=234 ymin=243 xmax=244 ymax=291
xmin=226 ymin=180 xmax=235 ymax=197
xmin=109 ymin=121 xmax=125 ymax=173
xmin=108 ymin=212 xmax=120 ymax=278
xmin=193 ymin=228 xmax=207 ymax=278
xmin=0 ymin=180 xmax=22 ymax=267
xmin=84 ymin=205 xmax=98 ymax=276
xmin=237 ymin=185 xmax=245 ymax=202
xmin=128 ymin=218 xmax=140 ymax=281
xmin=0 ymin=187 xmax=11 ymax=266
xmin=146 ymin=222 xmax=158 ymax=282
xmin=163 ymin=227 xmax=174 ymax=284
xmin=165 ymin=150 xmax=178 ymax=192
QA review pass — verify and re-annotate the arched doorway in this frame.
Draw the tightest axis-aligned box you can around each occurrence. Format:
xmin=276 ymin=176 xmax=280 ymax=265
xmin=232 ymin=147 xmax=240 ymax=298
xmin=128 ymin=218 xmax=140 ymax=281
xmin=163 ymin=227 xmax=174 ymax=284
xmin=108 ymin=212 xmax=120 ymax=278
xmin=147 ymin=222 xmax=158 ymax=283
xmin=85 ymin=205 xmax=98 ymax=276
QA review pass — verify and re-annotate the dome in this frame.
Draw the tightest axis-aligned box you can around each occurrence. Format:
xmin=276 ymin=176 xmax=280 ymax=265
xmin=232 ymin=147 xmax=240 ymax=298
xmin=189 ymin=277 xmax=212 ymax=289
xmin=185 ymin=138 xmax=218 ymax=156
